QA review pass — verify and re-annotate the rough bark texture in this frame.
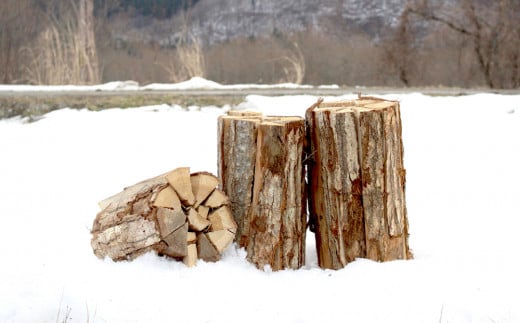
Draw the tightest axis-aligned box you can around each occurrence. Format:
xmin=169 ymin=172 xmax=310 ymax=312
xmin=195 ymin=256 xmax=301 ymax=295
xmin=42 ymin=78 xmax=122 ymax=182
xmin=359 ymin=101 xmax=411 ymax=262
xmin=307 ymin=98 xmax=412 ymax=269
xmin=246 ymin=117 xmax=306 ymax=270
xmin=219 ymin=112 xmax=307 ymax=270
xmin=218 ymin=113 xmax=262 ymax=247
xmin=91 ymin=168 xmax=236 ymax=266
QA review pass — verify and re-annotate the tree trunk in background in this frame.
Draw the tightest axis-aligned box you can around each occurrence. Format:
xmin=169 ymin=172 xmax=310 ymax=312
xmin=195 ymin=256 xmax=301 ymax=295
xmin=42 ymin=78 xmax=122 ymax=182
xmin=78 ymin=0 xmax=100 ymax=84
xmin=218 ymin=112 xmax=306 ymax=270
xmin=306 ymin=98 xmax=412 ymax=269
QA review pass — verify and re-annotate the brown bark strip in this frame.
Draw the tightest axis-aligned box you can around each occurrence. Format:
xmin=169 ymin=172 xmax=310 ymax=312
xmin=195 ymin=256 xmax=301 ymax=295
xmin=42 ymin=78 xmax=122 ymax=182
xmin=246 ymin=117 xmax=306 ymax=270
xmin=306 ymin=105 xmax=366 ymax=269
xmin=218 ymin=114 xmax=262 ymax=247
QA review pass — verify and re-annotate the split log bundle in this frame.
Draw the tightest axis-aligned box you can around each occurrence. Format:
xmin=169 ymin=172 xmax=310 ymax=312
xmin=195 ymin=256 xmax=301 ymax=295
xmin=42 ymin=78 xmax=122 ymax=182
xmin=306 ymin=98 xmax=412 ymax=269
xmin=91 ymin=167 xmax=237 ymax=267
xmin=218 ymin=112 xmax=306 ymax=270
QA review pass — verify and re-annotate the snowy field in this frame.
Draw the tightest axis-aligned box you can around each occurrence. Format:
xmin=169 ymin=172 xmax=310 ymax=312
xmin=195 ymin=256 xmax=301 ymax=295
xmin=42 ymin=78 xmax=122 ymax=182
xmin=1 ymin=84 xmax=519 ymax=322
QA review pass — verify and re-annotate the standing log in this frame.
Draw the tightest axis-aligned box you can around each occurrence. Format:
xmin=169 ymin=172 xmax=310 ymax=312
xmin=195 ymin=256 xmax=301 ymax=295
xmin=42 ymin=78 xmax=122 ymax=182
xmin=306 ymin=101 xmax=366 ymax=269
xmin=246 ymin=117 xmax=306 ymax=270
xmin=306 ymin=98 xmax=412 ymax=269
xmin=359 ymin=101 xmax=411 ymax=262
xmin=219 ymin=112 xmax=307 ymax=270
xmin=218 ymin=113 xmax=262 ymax=247
xmin=91 ymin=167 xmax=236 ymax=266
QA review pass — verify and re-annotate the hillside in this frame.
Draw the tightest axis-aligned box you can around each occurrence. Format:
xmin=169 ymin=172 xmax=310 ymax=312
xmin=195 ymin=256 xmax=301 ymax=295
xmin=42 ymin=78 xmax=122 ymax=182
xmin=110 ymin=0 xmax=409 ymax=46
xmin=2 ymin=0 xmax=517 ymax=88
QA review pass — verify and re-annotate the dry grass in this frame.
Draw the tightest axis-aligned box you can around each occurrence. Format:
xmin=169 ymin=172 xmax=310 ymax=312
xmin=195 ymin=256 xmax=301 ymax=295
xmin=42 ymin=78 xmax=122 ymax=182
xmin=279 ymin=42 xmax=306 ymax=84
xmin=22 ymin=4 xmax=99 ymax=85
xmin=161 ymin=34 xmax=206 ymax=83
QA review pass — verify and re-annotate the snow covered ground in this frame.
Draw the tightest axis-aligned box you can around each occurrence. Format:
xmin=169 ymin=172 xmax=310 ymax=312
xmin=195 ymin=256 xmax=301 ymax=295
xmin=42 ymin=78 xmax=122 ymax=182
xmin=0 ymin=90 xmax=519 ymax=323
xmin=0 ymin=77 xmax=333 ymax=92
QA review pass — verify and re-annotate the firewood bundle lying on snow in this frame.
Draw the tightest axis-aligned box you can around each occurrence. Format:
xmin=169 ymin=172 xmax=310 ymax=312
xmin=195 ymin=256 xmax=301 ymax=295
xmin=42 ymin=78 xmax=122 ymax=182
xmin=91 ymin=167 xmax=237 ymax=267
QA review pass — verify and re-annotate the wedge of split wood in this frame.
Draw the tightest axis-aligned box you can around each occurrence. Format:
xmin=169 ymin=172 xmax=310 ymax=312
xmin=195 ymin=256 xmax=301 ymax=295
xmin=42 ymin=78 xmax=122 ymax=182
xmin=91 ymin=167 xmax=237 ymax=267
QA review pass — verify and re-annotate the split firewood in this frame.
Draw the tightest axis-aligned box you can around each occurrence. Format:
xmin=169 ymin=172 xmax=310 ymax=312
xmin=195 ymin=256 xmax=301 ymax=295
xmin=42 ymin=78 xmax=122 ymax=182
xmin=197 ymin=233 xmax=220 ymax=262
xmin=187 ymin=208 xmax=211 ymax=232
xmin=167 ymin=167 xmax=195 ymax=206
xmin=208 ymin=206 xmax=237 ymax=233
xmin=183 ymin=244 xmax=198 ymax=267
xmin=196 ymin=205 xmax=210 ymax=219
xmin=203 ymin=189 xmax=229 ymax=208
xmin=91 ymin=167 xmax=235 ymax=266
xmin=190 ymin=172 xmax=219 ymax=207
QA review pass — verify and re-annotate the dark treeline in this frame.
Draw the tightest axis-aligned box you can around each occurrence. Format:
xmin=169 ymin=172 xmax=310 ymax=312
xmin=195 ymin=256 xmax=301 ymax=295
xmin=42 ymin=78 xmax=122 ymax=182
xmin=97 ymin=0 xmax=200 ymax=18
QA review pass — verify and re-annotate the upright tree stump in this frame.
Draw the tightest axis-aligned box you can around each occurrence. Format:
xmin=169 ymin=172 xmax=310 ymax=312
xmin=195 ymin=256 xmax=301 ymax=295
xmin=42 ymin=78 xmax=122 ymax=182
xmin=218 ymin=112 xmax=306 ymax=270
xmin=218 ymin=112 xmax=262 ymax=247
xmin=306 ymin=98 xmax=412 ymax=269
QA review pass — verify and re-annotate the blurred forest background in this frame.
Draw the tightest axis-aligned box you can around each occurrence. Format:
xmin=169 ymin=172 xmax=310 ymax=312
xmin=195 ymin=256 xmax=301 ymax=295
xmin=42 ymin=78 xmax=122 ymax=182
xmin=1 ymin=0 xmax=519 ymax=88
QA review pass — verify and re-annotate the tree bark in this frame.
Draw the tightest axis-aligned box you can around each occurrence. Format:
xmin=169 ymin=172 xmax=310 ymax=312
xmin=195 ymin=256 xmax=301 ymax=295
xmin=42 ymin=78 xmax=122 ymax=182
xmin=218 ymin=113 xmax=262 ymax=247
xmin=91 ymin=168 xmax=236 ymax=266
xmin=307 ymin=98 xmax=412 ymax=269
xmin=246 ymin=116 xmax=306 ymax=270
xmin=78 ymin=0 xmax=99 ymax=84
xmin=218 ymin=112 xmax=307 ymax=270
xmin=359 ymin=100 xmax=411 ymax=262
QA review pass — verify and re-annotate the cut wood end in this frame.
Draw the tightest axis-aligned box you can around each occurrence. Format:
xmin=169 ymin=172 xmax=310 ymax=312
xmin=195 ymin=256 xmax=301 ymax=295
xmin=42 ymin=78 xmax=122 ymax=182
xmin=319 ymin=99 xmax=355 ymax=108
xmin=156 ymin=207 xmax=186 ymax=238
xmin=183 ymin=244 xmax=197 ymax=267
xmin=162 ymin=223 xmax=188 ymax=258
xmin=187 ymin=232 xmax=197 ymax=244
xmin=153 ymin=186 xmax=182 ymax=210
xmin=220 ymin=115 xmax=263 ymax=123
xmin=262 ymin=116 xmax=305 ymax=127
xmin=197 ymin=233 xmax=221 ymax=262
xmin=313 ymin=98 xmax=397 ymax=113
xmin=203 ymin=189 xmax=230 ymax=208
xmin=196 ymin=205 xmax=210 ymax=219
xmin=226 ymin=110 xmax=263 ymax=117
xmin=166 ymin=167 xmax=195 ymax=206
xmin=362 ymin=101 xmax=398 ymax=110
xmin=190 ymin=172 xmax=219 ymax=207
xmin=187 ymin=208 xmax=211 ymax=232
xmin=207 ymin=230 xmax=235 ymax=254
xmin=208 ymin=206 xmax=237 ymax=232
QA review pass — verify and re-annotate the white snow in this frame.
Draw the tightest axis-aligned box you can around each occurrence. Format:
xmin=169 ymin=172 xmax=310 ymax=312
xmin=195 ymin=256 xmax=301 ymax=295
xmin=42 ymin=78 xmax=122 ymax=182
xmin=0 ymin=77 xmax=322 ymax=92
xmin=1 ymin=91 xmax=519 ymax=323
